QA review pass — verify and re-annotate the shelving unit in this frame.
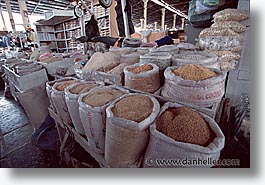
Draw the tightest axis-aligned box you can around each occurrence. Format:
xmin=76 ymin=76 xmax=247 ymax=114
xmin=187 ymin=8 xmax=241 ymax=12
xmin=35 ymin=15 xmax=82 ymax=53
xmin=35 ymin=3 xmax=112 ymax=53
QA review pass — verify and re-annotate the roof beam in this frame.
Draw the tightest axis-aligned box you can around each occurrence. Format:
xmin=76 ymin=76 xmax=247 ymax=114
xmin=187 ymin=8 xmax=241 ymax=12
xmin=150 ymin=0 xmax=187 ymax=18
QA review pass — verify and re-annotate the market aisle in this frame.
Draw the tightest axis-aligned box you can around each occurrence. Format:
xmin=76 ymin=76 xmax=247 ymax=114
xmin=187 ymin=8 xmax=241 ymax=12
xmin=0 ymin=93 xmax=61 ymax=168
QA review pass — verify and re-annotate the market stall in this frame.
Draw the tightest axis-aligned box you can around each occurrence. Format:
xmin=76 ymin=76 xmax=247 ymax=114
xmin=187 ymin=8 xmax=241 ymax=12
xmin=0 ymin=0 xmax=250 ymax=168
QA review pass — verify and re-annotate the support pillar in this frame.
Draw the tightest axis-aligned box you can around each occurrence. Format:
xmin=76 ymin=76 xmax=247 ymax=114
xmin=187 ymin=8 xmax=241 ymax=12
xmin=0 ymin=5 xmax=7 ymax=31
xmin=4 ymin=0 xmax=16 ymax=32
xmin=172 ymin=14 xmax=177 ymax=29
xmin=18 ymin=0 xmax=30 ymax=28
xmin=143 ymin=0 xmax=149 ymax=30
xmin=161 ymin=8 xmax=166 ymax=30
xmin=154 ymin=21 xmax=157 ymax=30
xmin=121 ymin=0 xmax=130 ymax=37
xmin=140 ymin=18 xmax=144 ymax=31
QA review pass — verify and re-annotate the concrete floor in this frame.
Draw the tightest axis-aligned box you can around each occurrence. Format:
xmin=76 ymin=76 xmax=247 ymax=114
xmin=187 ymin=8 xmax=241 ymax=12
xmin=0 ymin=93 xmax=61 ymax=168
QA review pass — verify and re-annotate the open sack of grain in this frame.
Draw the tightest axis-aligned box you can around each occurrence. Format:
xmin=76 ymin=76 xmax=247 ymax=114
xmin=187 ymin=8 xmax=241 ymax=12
xmin=50 ymin=79 xmax=79 ymax=124
xmin=171 ymin=51 xmax=219 ymax=69
xmin=150 ymin=45 xmax=179 ymax=56
xmin=139 ymin=52 xmax=172 ymax=71
xmin=105 ymin=93 xmax=160 ymax=167
xmin=109 ymin=47 xmax=136 ymax=56
xmin=16 ymin=84 xmax=50 ymax=129
xmin=80 ymin=52 xmax=120 ymax=80
xmin=46 ymin=77 xmax=77 ymax=113
xmin=143 ymin=102 xmax=225 ymax=168
xmin=161 ymin=64 xmax=227 ymax=107
xmin=65 ymin=81 xmax=104 ymax=136
xmin=78 ymin=85 xmax=129 ymax=154
xmin=124 ymin=63 xmax=160 ymax=93
xmin=176 ymin=43 xmax=200 ymax=54
xmin=80 ymin=52 xmax=135 ymax=85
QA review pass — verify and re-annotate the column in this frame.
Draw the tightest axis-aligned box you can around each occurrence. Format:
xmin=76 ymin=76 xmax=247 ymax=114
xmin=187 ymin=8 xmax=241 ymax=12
xmin=4 ymin=0 xmax=16 ymax=32
xmin=18 ymin=0 xmax=30 ymax=27
xmin=161 ymin=8 xmax=165 ymax=30
xmin=154 ymin=21 xmax=157 ymax=30
xmin=140 ymin=18 xmax=144 ymax=31
xmin=121 ymin=0 xmax=130 ymax=37
xmin=172 ymin=14 xmax=177 ymax=29
xmin=109 ymin=0 xmax=119 ymax=37
xmin=0 ymin=5 xmax=7 ymax=31
xmin=143 ymin=0 xmax=149 ymax=30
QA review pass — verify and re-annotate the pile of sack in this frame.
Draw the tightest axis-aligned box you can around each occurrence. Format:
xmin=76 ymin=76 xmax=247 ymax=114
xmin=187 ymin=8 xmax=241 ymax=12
xmin=198 ymin=8 xmax=249 ymax=71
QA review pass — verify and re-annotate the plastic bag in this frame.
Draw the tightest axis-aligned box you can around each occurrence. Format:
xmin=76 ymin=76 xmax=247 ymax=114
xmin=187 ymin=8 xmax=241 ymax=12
xmin=203 ymin=0 xmax=225 ymax=7
xmin=213 ymin=8 xmax=249 ymax=22
xmin=199 ymin=36 xmax=243 ymax=51
xmin=199 ymin=28 xmax=244 ymax=41
xmin=211 ymin=21 xmax=247 ymax=33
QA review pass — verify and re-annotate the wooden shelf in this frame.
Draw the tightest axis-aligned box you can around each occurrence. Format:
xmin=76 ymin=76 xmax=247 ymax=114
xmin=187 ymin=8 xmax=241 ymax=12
xmin=36 ymin=30 xmax=55 ymax=33
xmin=39 ymin=40 xmax=54 ymax=42
xmin=55 ymin=30 xmax=65 ymax=33
xmin=65 ymin=26 xmax=81 ymax=32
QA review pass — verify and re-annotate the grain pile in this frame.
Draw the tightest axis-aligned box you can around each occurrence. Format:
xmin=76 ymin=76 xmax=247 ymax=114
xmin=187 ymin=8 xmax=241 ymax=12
xmin=56 ymin=80 xmax=78 ymax=91
xmin=112 ymin=95 xmax=154 ymax=123
xmin=69 ymin=84 xmax=98 ymax=94
xmin=128 ymin=64 xmax=153 ymax=74
xmin=82 ymin=89 xmax=125 ymax=107
xmin=173 ymin=64 xmax=217 ymax=81
xmin=156 ymin=107 xmax=215 ymax=146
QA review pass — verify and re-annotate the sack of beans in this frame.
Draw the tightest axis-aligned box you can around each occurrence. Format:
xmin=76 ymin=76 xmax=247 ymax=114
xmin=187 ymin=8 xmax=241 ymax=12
xmin=139 ymin=53 xmax=172 ymax=71
xmin=213 ymin=8 xmax=249 ymax=22
xmin=105 ymin=93 xmax=160 ymax=167
xmin=198 ymin=36 xmax=243 ymax=52
xmin=161 ymin=65 xmax=227 ymax=107
xmin=65 ymin=81 xmax=104 ymax=136
xmin=46 ymin=77 xmax=77 ymax=113
xmin=206 ymin=50 xmax=241 ymax=71
xmin=124 ymin=63 xmax=160 ymax=93
xmin=199 ymin=27 xmax=244 ymax=41
xmin=78 ymin=85 xmax=129 ymax=154
xmin=143 ymin=102 xmax=225 ymax=168
xmin=51 ymin=79 xmax=79 ymax=124
xmin=171 ymin=51 xmax=219 ymax=69
xmin=206 ymin=50 xmax=241 ymax=62
xmin=211 ymin=21 xmax=247 ymax=33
